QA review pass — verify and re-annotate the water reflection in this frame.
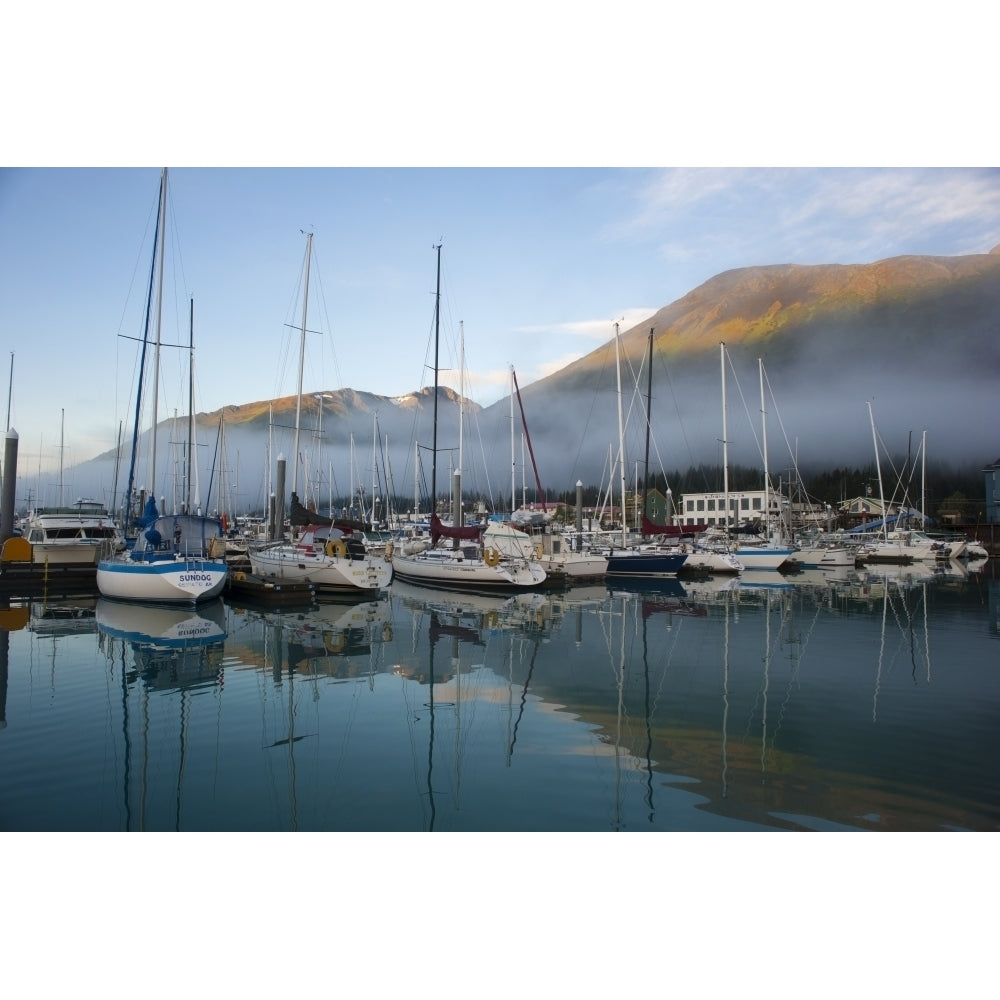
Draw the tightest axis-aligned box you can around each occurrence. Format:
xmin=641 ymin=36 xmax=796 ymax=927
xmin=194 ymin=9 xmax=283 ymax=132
xmin=90 ymin=599 xmax=228 ymax=830
xmin=29 ymin=596 xmax=98 ymax=637
xmin=0 ymin=560 xmax=995 ymax=830
xmin=96 ymin=597 xmax=227 ymax=691
xmin=388 ymin=580 xmax=553 ymax=830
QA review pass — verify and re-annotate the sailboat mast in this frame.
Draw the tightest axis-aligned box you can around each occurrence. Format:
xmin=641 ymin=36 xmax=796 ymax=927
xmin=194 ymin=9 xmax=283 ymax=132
xmin=642 ymin=327 xmax=653 ymax=534
xmin=59 ymin=408 xmax=64 ymax=506
xmin=124 ymin=171 xmax=165 ymax=531
xmin=431 ymin=243 xmax=441 ymax=511
xmin=292 ymin=231 xmax=313 ymax=497
xmin=721 ymin=342 xmax=729 ymax=533
xmin=382 ymin=432 xmax=390 ymax=525
xmin=867 ymin=401 xmax=888 ymax=541
xmin=509 ymin=366 xmax=515 ymax=514
xmin=759 ymin=358 xmax=769 ymax=540
xmin=615 ymin=323 xmax=627 ymax=549
xmin=5 ymin=351 xmax=12 ymax=432
xmin=921 ymin=429 xmax=927 ymax=526
xmin=512 ymin=368 xmax=546 ymax=510
xmin=149 ymin=167 xmax=168 ymax=497
xmin=458 ymin=320 xmax=464 ymax=483
xmin=187 ymin=298 xmax=194 ymax=513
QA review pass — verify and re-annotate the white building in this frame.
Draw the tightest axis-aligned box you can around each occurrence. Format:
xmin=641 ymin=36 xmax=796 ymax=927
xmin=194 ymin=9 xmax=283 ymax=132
xmin=679 ymin=489 xmax=777 ymax=529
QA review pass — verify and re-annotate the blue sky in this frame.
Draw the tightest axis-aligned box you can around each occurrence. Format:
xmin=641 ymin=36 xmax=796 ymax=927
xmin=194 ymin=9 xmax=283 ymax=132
xmin=2 ymin=166 xmax=998 ymax=475
xmin=1 ymin=7 xmax=996 ymax=477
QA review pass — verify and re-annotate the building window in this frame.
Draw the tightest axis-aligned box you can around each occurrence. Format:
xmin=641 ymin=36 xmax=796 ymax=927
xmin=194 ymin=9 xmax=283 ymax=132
xmin=741 ymin=497 xmax=749 ymax=510
xmin=752 ymin=498 xmax=762 ymax=510
xmin=697 ymin=499 xmax=705 ymax=512
xmin=707 ymin=498 xmax=715 ymax=511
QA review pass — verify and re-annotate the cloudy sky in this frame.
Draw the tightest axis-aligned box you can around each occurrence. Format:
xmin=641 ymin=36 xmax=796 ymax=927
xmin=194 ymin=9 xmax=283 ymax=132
xmin=2 ymin=7 xmax=996 ymax=480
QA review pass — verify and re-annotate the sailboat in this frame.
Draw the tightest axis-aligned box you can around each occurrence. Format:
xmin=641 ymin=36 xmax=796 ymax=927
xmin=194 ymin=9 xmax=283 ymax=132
xmin=710 ymin=345 xmax=795 ymax=571
xmin=605 ymin=326 xmax=690 ymax=579
xmin=506 ymin=367 xmax=608 ymax=581
xmin=96 ymin=169 xmax=228 ymax=604
xmin=390 ymin=244 xmax=546 ymax=593
xmin=247 ymin=232 xmax=393 ymax=596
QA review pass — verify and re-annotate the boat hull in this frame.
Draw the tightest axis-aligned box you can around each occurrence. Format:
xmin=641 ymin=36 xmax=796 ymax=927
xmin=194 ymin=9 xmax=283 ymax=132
xmin=679 ymin=549 xmax=743 ymax=575
xmin=538 ymin=552 xmax=608 ymax=580
xmin=249 ymin=544 xmax=392 ymax=594
xmin=30 ymin=540 xmax=111 ymax=566
xmin=391 ymin=550 xmax=546 ymax=592
xmin=96 ymin=558 xmax=228 ymax=604
xmin=733 ymin=546 xmax=795 ymax=571
xmin=792 ymin=545 xmax=857 ymax=568
xmin=605 ymin=549 xmax=688 ymax=578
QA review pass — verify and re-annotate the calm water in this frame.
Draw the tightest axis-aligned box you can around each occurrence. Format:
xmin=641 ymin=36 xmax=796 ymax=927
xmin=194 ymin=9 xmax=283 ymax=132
xmin=1 ymin=560 xmax=997 ymax=832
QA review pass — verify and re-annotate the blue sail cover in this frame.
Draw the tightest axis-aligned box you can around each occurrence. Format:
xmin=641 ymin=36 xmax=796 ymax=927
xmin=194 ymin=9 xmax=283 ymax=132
xmin=137 ymin=496 xmax=159 ymax=528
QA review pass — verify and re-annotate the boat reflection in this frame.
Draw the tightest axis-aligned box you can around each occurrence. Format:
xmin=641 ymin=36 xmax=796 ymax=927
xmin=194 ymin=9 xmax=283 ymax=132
xmin=388 ymin=578 xmax=555 ymax=830
xmin=96 ymin=597 xmax=227 ymax=691
xmin=91 ymin=598 xmax=228 ymax=830
xmin=234 ymin=593 xmax=394 ymax=681
xmin=28 ymin=596 xmax=98 ymax=637
xmin=391 ymin=578 xmax=552 ymax=641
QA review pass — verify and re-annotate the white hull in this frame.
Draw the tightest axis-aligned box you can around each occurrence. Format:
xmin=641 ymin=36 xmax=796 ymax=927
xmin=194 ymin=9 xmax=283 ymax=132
xmin=537 ymin=551 xmax=608 ymax=580
xmin=944 ymin=539 xmax=967 ymax=559
xmin=680 ymin=548 xmax=743 ymax=575
xmin=391 ymin=548 xmax=546 ymax=591
xmin=857 ymin=530 xmax=951 ymax=563
xmin=96 ymin=558 xmax=227 ymax=604
xmin=734 ymin=546 xmax=795 ymax=570
xmin=792 ymin=545 xmax=857 ymax=568
xmin=962 ymin=540 xmax=989 ymax=560
xmin=30 ymin=539 xmax=112 ymax=566
xmin=24 ymin=500 xmax=122 ymax=566
xmin=249 ymin=543 xmax=392 ymax=594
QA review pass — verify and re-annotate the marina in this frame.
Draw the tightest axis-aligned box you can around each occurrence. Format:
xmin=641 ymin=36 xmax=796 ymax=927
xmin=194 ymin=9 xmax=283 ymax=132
xmin=1 ymin=558 xmax=996 ymax=832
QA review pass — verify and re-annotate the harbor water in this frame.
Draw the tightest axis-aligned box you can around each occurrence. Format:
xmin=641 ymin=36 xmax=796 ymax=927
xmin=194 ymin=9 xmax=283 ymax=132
xmin=1 ymin=560 xmax=997 ymax=832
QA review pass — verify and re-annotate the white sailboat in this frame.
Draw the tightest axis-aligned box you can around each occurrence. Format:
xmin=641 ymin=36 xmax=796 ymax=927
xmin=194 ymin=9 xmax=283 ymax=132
xmin=507 ymin=367 xmax=608 ymax=581
xmin=391 ymin=245 xmax=546 ymax=592
xmin=718 ymin=346 xmax=795 ymax=571
xmin=97 ymin=169 xmax=228 ymax=604
xmin=248 ymin=232 xmax=392 ymax=596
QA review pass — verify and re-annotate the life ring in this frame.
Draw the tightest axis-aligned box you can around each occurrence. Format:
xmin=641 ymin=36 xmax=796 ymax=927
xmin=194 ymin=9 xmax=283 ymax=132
xmin=325 ymin=538 xmax=348 ymax=559
xmin=484 ymin=546 xmax=500 ymax=567
xmin=326 ymin=632 xmax=345 ymax=654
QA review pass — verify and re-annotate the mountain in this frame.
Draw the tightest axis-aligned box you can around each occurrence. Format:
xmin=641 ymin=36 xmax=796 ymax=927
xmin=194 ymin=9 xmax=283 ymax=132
xmin=504 ymin=248 xmax=1000 ymax=486
xmin=51 ymin=249 xmax=1000 ymax=512
xmin=59 ymin=386 xmax=482 ymax=517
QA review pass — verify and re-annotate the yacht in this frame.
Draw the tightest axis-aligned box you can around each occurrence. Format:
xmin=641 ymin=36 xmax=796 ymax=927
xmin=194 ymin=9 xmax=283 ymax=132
xmin=23 ymin=498 xmax=122 ymax=566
